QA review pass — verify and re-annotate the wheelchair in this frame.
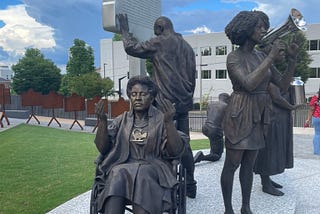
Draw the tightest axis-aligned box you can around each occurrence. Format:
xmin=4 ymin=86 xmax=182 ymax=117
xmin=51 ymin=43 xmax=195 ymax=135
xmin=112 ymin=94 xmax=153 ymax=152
xmin=89 ymin=155 xmax=187 ymax=214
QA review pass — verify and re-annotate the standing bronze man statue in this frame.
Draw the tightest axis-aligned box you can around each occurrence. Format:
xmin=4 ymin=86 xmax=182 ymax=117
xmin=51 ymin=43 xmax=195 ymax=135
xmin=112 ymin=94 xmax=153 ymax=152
xmin=221 ymin=10 xmax=299 ymax=214
xmin=117 ymin=14 xmax=197 ymax=198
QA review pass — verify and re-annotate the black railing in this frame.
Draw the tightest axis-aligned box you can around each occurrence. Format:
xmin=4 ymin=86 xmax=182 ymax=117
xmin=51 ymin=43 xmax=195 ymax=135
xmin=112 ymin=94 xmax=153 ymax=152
xmin=189 ymin=104 xmax=311 ymax=132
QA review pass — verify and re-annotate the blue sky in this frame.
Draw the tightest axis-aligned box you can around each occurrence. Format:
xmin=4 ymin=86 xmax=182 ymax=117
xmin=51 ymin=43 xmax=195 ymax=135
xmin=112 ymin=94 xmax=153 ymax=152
xmin=0 ymin=0 xmax=319 ymax=73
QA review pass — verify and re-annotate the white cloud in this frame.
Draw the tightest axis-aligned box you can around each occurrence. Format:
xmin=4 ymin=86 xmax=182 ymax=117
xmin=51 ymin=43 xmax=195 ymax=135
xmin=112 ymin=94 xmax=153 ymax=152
xmin=0 ymin=4 xmax=56 ymax=60
xmin=186 ymin=25 xmax=212 ymax=34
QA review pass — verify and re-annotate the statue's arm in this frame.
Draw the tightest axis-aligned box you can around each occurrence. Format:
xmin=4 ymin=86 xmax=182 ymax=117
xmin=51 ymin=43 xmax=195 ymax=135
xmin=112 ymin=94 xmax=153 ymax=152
xmin=117 ymin=13 xmax=157 ymax=58
xmin=94 ymin=100 xmax=112 ymax=155
xmin=268 ymin=83 xmax=295 ymax=110
xmin=158 ymin=98 xmax=184 ymax=157
xmin=271 ymin=41 xmax=299 ymax=91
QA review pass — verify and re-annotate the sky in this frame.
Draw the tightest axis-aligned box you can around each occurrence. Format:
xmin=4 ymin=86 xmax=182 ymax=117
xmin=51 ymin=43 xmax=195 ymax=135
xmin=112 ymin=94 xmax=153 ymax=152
xmin=0 ymin=0 xmax=319 ymax=73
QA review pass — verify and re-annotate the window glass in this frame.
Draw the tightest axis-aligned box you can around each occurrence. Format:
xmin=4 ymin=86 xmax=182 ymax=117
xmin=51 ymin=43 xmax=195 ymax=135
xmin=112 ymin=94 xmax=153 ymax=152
xmin=215 ymin=69 xmax=227 ymax=79
xmin=200 ymin=46 xmax=212 ymax=56
xmin=309 ymin=67 xmax=320 ymax=78
xmin=216 ymin=46 xmax=227 ymax=55
xmin=309 ymin=40 xmax=319 ymax=51
xmin=201 ymin=70 xmax=211 ymax=79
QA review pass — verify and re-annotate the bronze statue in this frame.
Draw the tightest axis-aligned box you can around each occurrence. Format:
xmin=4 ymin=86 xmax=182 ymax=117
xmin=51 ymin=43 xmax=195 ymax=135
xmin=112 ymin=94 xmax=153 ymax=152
xmin=254 ymin=43 xmax=301 ymax=196
xmin=254 ymin=82 xmax=299 ymax=196
xmin=93 ymin=75 xmax=186 ymax=214
xmin=117 ymin=14 xmax=197 ymax=198
xmin=194 ymin=93 xmax=230 ymax=163
xmin=221 ymin=10 xmax=299 ymax=214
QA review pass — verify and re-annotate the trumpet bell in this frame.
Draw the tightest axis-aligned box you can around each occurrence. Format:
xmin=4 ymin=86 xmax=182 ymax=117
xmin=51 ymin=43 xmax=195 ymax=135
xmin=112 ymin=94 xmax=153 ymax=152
xmin=261 ymin=8 xmax=307 ymax=47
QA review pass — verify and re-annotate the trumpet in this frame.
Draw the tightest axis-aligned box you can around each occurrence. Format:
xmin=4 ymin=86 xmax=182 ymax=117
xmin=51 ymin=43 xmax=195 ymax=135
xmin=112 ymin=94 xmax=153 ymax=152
xmin=260 ymin=8 xmax=307 ymax=47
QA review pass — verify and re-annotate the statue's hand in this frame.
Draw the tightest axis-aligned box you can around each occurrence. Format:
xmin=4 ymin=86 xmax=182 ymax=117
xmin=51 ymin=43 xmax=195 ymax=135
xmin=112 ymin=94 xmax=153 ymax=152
xmin=268 ymin=39 xmax=286 ymax=60
xmin=95 ymin=100 xmax=106 ymax=119
xmin=287 ymin=34 xmax=301 ymax=60
xmin=116 ymin=13 xmax=129 ymax=34
xmin=157 ymin=95 xmax=175 ymax=123
xmin=293 ymin=104 xmax=304 ymax=110
xmin=287 ymin=42 xmax=299 ymax=60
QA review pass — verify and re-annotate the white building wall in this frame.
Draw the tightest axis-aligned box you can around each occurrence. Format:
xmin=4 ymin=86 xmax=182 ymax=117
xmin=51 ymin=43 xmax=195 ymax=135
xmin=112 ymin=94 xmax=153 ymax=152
xmin=0 ymin=65 xmax=13 ymax=80
xmin=304 ymin=24 xmax=320 ymax=97
xmin=100 ymin=23 xmax=320 ymax=102
xmin=100 ymin=39 xmax=129 ymax=98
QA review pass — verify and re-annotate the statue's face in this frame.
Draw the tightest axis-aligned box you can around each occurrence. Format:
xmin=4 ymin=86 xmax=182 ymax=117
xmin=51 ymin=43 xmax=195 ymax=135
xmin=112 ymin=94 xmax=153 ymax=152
xmin=129 ymin=84 xmax=154 ymax=112
xmin=251 ymin=19 xmax=267 ymax=44
xmin=154 ymin=22 xmax=162 ymax=36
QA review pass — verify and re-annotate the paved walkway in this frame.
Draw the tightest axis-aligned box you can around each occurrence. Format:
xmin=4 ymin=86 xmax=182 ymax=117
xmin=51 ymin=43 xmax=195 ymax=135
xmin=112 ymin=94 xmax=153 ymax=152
xmin=1 ymin=116 xmax=320 ymax=213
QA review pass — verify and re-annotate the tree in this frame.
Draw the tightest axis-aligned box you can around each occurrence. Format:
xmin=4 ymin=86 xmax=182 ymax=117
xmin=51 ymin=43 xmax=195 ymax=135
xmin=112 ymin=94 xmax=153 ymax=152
xmin=60 ymin=38 xmax=114 ymax=98
xmin=11 ymin=48 xmax=61 ymax=95
xmin=66 ymin=38 xmax=95 ymax=76
xmin=113 ymin=33 xmax=122 ymax=41
xmin=146 ymin=59 xmax=153 ymax=76
xmin=72 ymin=72 xmax=113 ymax=98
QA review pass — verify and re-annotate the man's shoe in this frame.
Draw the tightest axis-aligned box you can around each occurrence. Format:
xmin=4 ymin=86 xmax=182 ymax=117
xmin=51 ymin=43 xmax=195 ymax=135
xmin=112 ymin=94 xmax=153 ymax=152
xmin=194 ymin=151 xmax=204 ymax=163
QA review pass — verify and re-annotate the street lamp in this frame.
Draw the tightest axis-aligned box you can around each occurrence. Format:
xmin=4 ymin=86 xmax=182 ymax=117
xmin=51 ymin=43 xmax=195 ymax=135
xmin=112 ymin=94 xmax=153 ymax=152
xmin=199 ymin=53 xmax=208 ymax=111
xmin=103 ymin=63 xmax=107 ymax=78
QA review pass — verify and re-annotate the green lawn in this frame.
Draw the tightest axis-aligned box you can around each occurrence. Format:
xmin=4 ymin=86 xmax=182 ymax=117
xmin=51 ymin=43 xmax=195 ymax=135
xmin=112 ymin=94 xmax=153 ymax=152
xmin=0 ymin=124 xmax=209 ymax=214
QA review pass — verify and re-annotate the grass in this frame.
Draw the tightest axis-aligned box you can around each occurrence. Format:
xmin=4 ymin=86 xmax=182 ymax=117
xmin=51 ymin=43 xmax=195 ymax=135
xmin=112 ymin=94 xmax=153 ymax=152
xmin=0 ymin=124 xmax=97 ymax=214
xmin=0 ymin=124 xmax=209 ymax=214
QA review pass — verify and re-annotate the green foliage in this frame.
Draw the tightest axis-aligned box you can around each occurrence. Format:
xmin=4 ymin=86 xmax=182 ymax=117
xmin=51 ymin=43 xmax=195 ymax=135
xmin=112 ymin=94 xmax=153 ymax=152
xmin=113 ymin=33 xmax=122 ymax=41
xmin=72 ymin=72 xmax=102 ymax=98
xmin=73 ymin=73 xmax=114 ymax=98
xmin=11 ymin=48 xmax=61 ymax=95
xmin=146 ymin=59 xmax=153 ymax=76
xmin=60 ymin=38 xmax=114 ymax=98
xmin=200 ymin=87 xmax=214 ymax=110
xmin=101 ymin=77 xmax=114 ymax=97
xmin=66 ymin=38 xmax=95 ymax=76
xmin=59 ymin=73 xmax=114 ymax=98
xmin=58 ymin=74 xmax=75 ymax=96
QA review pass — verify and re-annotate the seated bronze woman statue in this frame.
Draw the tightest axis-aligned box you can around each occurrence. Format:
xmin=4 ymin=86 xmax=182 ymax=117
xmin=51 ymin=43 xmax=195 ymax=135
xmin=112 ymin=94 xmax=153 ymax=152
xmin=93 ymin=75 xmax=186 ymax=214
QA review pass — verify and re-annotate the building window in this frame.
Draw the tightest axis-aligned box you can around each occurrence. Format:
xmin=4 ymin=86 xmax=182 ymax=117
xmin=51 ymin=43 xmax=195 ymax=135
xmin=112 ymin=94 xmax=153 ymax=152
xmin=232 ymin=44 xmax=239 ymax=51
xmin=215 ymin=69 xmax=227 ymax=79
xmin=195 ymin=70 xmax=198 ymax=79
xmin=201 ymin=70 xmax=211 ymax=79
xmin=310 ymin=67 xmax=320 ymax=78
xmin=200 ymin=46 xmax=212 ymax=56
xmin=309 ymin=40 xmax=319 ymax=51
xmin=216 ymin=45 xmax=227 ymax=55
xmin=193 ymin=47 xmax=198 ymax=56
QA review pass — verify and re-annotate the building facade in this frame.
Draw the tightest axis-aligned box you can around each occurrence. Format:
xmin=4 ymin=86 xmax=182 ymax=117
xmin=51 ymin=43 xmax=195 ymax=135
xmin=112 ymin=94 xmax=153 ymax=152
xmin=0 ymin=65 xmax=13 ymax=81
xmin=100 ymin=23 xmax=320 ymax=102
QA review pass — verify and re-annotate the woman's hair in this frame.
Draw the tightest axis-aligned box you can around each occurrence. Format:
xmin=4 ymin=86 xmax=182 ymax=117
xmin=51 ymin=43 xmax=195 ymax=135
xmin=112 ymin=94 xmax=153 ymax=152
xmin=126 ymin=75 xmax=158 ymax=97
xmin=225 ymin=10 xmax=270 ymax=45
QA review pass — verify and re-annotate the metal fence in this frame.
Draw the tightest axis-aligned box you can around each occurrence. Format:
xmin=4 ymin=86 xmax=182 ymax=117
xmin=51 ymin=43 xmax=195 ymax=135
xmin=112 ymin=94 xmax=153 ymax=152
xmin=189 ymin=104 xmax=310 ymax=132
